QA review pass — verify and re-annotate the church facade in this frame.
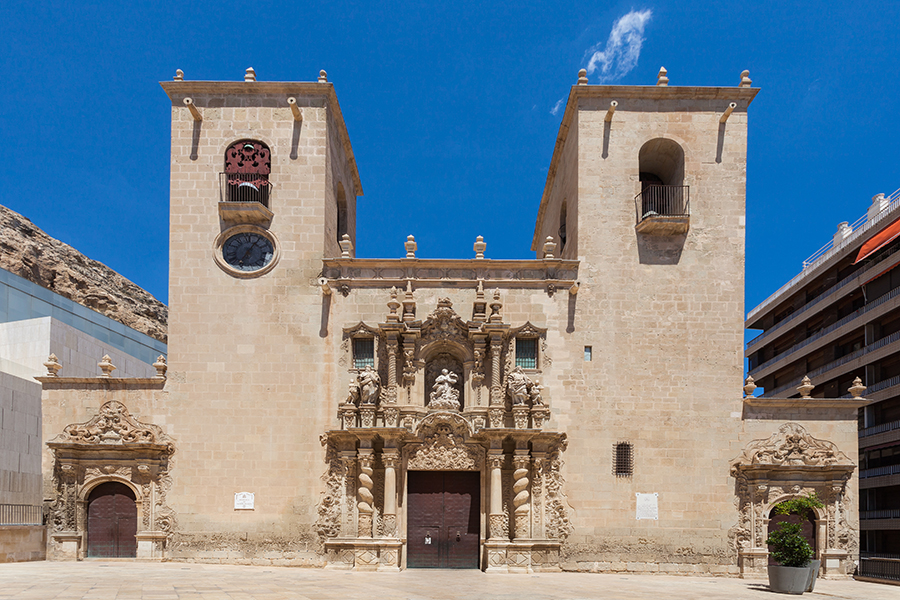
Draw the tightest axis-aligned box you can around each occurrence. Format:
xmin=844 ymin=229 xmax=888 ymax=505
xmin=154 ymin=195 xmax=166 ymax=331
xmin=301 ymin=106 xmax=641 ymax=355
xmin=38 ymin=68 xmax=865 ymax=576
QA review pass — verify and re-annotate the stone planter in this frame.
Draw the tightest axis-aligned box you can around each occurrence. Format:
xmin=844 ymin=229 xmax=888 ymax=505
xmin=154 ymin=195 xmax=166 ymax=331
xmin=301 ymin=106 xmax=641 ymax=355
xmin=768 ymin=565 xmax=811 ymax=595
xmin=805 ymin=560 xmax=820 ymax=593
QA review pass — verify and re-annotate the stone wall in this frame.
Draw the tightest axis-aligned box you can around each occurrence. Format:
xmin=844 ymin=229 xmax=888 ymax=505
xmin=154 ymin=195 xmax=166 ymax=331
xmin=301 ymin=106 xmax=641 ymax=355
xmin=0 ymin=526 xmax=46 ymax=563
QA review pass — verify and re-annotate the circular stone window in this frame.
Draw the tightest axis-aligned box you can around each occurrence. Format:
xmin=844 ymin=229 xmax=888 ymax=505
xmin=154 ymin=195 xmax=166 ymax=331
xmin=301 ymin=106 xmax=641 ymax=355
xmin=213 ymin=225 xmax=281 ymax=278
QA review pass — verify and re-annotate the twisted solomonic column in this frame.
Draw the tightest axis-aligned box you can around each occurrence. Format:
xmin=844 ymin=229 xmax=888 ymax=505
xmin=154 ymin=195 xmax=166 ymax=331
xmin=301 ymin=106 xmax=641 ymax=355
xmin=512 ymin=454 xmax=531 ymax=539
xmin=357 ymin=452 xmax=375 ymax=537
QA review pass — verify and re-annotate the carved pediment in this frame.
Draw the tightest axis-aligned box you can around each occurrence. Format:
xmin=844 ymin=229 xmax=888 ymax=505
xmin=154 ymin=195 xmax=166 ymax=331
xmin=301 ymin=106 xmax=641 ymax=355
xmin=510 ymin=321 xmax=547 ymax=338
xmin=49 ymin=401 xmax=172 ymax=451
xmin=421 ymin=299 xmax=469 ymax=345
xmin=730 ymin=423 xmax=853 ymax=476
xmin=405 ymin=412 xmax=483 ymax=471
xmin=342 ymin=321 xmax=381 ymax=339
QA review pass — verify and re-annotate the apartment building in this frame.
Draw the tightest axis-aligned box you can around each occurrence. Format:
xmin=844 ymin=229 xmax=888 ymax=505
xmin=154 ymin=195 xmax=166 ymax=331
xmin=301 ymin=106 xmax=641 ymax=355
xmin=746 ymin=189 xmax=900 ymax=555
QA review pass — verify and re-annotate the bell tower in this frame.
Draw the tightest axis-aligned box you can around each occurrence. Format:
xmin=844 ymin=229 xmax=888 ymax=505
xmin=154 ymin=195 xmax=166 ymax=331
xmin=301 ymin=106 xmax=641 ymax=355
xmin=158 ymin=68 xmax=361 ymax=537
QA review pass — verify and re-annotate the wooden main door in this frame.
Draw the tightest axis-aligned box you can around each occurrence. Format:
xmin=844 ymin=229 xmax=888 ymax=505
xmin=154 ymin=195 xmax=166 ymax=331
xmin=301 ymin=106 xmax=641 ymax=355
xmin=407 ymin=471 xmax=480 ymax=568
xmin=87 ymin=482 xmax=137 ymax=558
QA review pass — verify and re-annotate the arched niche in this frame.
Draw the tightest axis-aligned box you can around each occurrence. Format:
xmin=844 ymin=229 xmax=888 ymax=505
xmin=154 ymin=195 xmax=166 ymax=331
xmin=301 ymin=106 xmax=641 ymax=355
xmin=639 ymin=138 xmax=684 ymax=187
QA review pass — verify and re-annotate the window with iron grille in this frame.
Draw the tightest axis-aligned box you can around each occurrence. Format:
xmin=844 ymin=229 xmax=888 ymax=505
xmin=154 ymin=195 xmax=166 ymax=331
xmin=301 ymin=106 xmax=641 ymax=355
xmin=613 ymin=442 xmax=634 ymax=477
xmin=352 ymin=338 xmax=375 ymax=369
xmin=515 ymin=338 xmax=538 ymax=369
xmin=223 ymin=140 xmax=271 ymax=207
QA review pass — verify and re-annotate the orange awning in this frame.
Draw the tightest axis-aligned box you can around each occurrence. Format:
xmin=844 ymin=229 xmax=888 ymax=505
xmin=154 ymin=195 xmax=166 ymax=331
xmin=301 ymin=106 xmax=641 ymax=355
xmin=854 ymin=217 xmax=900 ymax=264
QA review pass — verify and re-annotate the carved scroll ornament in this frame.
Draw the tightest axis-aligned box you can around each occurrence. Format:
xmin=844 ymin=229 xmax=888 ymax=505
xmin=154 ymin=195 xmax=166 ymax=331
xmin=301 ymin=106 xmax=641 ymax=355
xmin=50 ymin=401 xmax=171 ymax=450
xmin=730 ymin=423 xmax=852 ymax=473
xmin=406 ymin=413 xmax=483 ymax=471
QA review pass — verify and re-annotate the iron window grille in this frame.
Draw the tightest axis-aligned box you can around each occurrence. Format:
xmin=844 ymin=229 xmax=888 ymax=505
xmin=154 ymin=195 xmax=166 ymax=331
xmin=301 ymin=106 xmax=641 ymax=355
xmin=515 ymin=338 xmax=538 ymax=369
xmin=352 ymin=338 xmax=375 ymax=370
xmin=613 ymin=442 xmax=634 ymax=477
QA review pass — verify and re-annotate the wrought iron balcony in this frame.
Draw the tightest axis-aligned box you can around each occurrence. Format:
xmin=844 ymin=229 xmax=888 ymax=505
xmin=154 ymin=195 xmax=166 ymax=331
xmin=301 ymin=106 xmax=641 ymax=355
xmin=634 ymin=185 xmax=690 ymax=235
xmin=218 ymin=172 xmax=274 ymax=224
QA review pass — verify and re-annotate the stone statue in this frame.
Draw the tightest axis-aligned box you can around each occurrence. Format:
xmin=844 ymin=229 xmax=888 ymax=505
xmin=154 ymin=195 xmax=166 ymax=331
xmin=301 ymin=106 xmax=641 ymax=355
xmin=530 ymin=379 xmax=544 ymax=405
xmin=358 ymin=366 xmax=381 ymax=405
xmin=429 ymin=369 xmax=460 ymax=410
xmin=344 ymin=377 xmax=360 ymax=406
xmin=507 ymin=366 xmax=531 ymax=405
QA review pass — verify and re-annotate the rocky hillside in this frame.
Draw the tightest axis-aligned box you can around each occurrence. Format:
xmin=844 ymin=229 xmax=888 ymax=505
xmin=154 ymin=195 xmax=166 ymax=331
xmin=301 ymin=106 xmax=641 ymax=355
xmin=0 ymin=204 xmax=167 ymax=343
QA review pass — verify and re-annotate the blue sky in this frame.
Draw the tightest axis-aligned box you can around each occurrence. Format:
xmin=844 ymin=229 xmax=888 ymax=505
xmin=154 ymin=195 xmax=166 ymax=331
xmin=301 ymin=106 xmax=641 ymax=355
xmin=1 ymin=1 xmax=898 ymax=320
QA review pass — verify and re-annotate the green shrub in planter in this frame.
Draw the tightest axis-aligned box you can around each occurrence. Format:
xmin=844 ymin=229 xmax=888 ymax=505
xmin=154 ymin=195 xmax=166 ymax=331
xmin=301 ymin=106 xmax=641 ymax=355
xmin=766 ymin=522 xmax=814 ymax=567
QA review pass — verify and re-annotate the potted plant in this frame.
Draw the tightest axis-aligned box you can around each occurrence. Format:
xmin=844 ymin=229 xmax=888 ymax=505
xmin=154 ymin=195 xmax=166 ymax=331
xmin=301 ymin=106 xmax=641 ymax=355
xmin=766 ymin=494 xmax=823 ymax=594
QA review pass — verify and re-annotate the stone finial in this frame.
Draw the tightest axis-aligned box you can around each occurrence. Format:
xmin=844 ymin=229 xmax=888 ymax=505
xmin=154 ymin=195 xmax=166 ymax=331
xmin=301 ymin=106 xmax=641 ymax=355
xmin=542 ymin=236 xmax=557 ymax=259
xmin=739 ymin=70 xmax=752 ymax=88
xmin=244 ymin=68 xmax=257 ymax=82
xmin=318 ymin=70 xmax=328 ymax=83
xmin=402 ymin=279 xmax=416 ymax=322
xmin=489 ymin=289 xmax=503 ymax=323
xmin=98 ymin=355 xmax=117 ymax=378
xmin=153 ymin=355 xmax=168 ymax=379
xmin=473 ymin=236 xmax=486 ymax=259
xmin=339 ymin=234 xmax=353 ymax=258
xmin=656 ymin=67 xmax=669 ymax=87
xmin=577 ymin=69 xmax=588 ymax=85
xmin=387 ymin=286 xmax=401 ymax=322
xmin=848 ymin=377 xmax=867 ymax=399
xmin=869 ymin=193 xmax=889 ymax=220
xmin=476 ymin=279 xmax=485 ymax=301
xmin=173 ymin=69 xmax=184 ymax=81
xmin=43 ymin=354 xmax=62 ymax=377
xmin=404 ymin=235 xmax=417 ymax=259
xmin=797 ymin=376 xmax=814 ymax=399
xmin=743 ymin=375 xmax=757 ymax=397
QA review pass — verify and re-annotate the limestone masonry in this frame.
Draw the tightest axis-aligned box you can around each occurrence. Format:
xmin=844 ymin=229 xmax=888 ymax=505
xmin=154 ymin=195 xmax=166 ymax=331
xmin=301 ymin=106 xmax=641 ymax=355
xmin=36 ymin=67 xmax=864 ymax=577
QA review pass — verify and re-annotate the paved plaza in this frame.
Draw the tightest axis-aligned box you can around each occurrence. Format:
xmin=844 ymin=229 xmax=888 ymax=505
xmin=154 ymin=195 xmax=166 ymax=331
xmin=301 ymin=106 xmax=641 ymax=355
xmin=0 ymin=562 xmax=895 ymax=600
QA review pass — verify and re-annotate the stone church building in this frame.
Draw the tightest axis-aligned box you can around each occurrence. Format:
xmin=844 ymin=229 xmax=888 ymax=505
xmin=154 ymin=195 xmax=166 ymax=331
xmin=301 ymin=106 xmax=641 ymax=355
xmin=37 ymin=67 xmax=865 ymax=576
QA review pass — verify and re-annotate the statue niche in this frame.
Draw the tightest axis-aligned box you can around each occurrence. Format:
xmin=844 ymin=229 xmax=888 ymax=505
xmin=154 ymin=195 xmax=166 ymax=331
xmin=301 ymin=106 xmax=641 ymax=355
xmin=425 ymin=353 xmax=464 ymax=410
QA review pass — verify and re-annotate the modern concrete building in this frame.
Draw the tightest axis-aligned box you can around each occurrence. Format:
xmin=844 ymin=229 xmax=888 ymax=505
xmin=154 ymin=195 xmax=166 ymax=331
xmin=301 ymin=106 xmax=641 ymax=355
xmin=0 ymin=263 xmax=167 ymax=562
xmin=746 ymin=189 xmax=900 ymax=558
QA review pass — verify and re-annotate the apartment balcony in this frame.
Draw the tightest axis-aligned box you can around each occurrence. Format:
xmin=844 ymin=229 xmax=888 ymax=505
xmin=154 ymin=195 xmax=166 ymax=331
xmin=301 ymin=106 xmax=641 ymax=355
xmin=860 ymin=464 xmax=900 ymax=490
xmin=859 ymin=553 xmax=900 ymax=582
xmin=860 ymin=418 xmax=900 ymax=449
xmin=749 ymin=286 xmax=900 ymax=382
xmin=634 ymin=185 xmax=689 ymax=235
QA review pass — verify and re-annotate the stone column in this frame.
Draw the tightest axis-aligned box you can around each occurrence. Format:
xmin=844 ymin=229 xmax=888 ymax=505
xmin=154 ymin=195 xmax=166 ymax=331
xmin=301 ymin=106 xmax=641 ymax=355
xmin=531 ymin=454 xmax=545 ymax=539
xmin=384 ymin=337 xmax=400 ymax=426
xmin=488 ymin=336 xmax=504 ymax=427
xmin=512 ymin=452 xmax=531 ymax=539
xmin=488 ymin=452 xmax=506 ymax=538
xmin=340 ymin=452 xmax=357 ymax=537
xmin=382 ymin=452 xmax=399 ymax=537
xmin=357 ymin=450 xmax=375 ymax=537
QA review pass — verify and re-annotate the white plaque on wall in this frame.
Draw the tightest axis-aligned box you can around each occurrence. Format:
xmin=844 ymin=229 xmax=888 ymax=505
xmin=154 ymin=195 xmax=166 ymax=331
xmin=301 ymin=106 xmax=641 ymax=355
xmin=234 ymin=492 xmax=255 ymax=510
xmin=635 ymin=493 xmax=658 ymax=520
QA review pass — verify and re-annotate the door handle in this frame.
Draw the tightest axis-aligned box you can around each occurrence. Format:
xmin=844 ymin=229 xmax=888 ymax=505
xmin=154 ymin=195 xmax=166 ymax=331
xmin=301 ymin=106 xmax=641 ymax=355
xmin=456 ymin=531 xmax=461 ymax=542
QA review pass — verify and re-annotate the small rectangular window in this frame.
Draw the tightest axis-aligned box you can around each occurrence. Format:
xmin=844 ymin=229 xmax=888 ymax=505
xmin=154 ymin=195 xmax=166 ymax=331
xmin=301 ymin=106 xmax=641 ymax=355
xmin=515 ymin=338 xmax=538 ymax=369
xmin=584 ymin=346 xmax=592 ymax=361
xmin=352 ymin=338 xmax=374 ymax=369
xmin=613 ymin=442 xmax=634 ymax=477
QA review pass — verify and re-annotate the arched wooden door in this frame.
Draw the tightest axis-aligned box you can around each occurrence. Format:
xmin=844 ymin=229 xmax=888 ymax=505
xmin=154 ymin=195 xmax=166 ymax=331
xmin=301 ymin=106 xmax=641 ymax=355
xmin=87 ymin=482 xmax=137 ymax=558
xmin=767 ymin=509 xmax=817 ymax=566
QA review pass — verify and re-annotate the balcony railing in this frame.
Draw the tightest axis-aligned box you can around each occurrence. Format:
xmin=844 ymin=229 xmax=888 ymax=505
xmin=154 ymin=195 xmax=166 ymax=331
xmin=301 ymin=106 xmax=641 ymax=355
xmin=0 ymin=504 xmax=43 ymax=525
xmin=219 ymin=172 xmax=271 ymax=208
xmin=860 ymin=464 xmax=900 ymax=479
xmin=635 ymin=185 xmax=689 ymax=223
xmin=859 ymin=554 xmax=900 ymax=582
xmin=861 ymin=509 xmax=900 ymax=520
xmin=860 ymin=418 xmax=900 ymax=438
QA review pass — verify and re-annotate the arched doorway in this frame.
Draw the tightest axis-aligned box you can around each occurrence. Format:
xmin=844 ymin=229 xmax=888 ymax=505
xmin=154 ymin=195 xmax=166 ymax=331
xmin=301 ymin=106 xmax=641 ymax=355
xmin=87 ymin=482 xmax=138 ymax=558
xmin=767 ymin=506 xmax=817 ymax=566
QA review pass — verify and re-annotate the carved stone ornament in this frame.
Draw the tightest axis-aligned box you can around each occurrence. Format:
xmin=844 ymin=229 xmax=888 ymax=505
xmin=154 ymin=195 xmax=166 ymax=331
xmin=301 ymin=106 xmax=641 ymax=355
xmin=730 ymin=422 xmax=852 ymax=471
xmin=420 ymin=298 xmax=469 ymax=348
xmin=405 ymin=413 xmax=484 ymax=471
xmin=428 ymin=369 xmax=461 ymax=410
xmin=50 ymin=401 xmax=172 ymax=450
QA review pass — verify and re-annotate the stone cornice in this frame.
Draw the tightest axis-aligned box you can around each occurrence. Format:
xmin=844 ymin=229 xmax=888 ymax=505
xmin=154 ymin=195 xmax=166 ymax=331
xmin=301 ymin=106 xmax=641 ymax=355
xmin=532 ymin=84 xmax=760 ymax=251
xmin=743 ymin=397 xmax=871 ymax=409
xmin=321 ymin=257 xmax=579 ymax=289
xmin=36 ymin=377 xmax=166 ymax=388
xmin=160 ymin=80 xmax=362 ymax=195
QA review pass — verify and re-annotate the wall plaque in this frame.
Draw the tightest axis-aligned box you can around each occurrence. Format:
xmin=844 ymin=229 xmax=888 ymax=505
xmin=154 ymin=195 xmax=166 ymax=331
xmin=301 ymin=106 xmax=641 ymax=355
xmin=234 ymin=492 xmax=255 ymax=510
xmin=635 ymin=492 xmax=658 ymax=520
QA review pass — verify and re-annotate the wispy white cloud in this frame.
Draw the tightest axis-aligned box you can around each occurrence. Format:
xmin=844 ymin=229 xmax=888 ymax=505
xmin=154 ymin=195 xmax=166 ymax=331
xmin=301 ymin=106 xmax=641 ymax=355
xmin=585 ymin=9 xmax=652 ymax=83
xmin=550 ymin=98 xmax=565 ymax=116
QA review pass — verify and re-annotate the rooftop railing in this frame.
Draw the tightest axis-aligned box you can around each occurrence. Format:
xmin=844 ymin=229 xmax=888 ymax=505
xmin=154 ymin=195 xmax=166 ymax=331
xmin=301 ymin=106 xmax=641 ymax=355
xmin=747 ymin=187 xmax=900 ymax=323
